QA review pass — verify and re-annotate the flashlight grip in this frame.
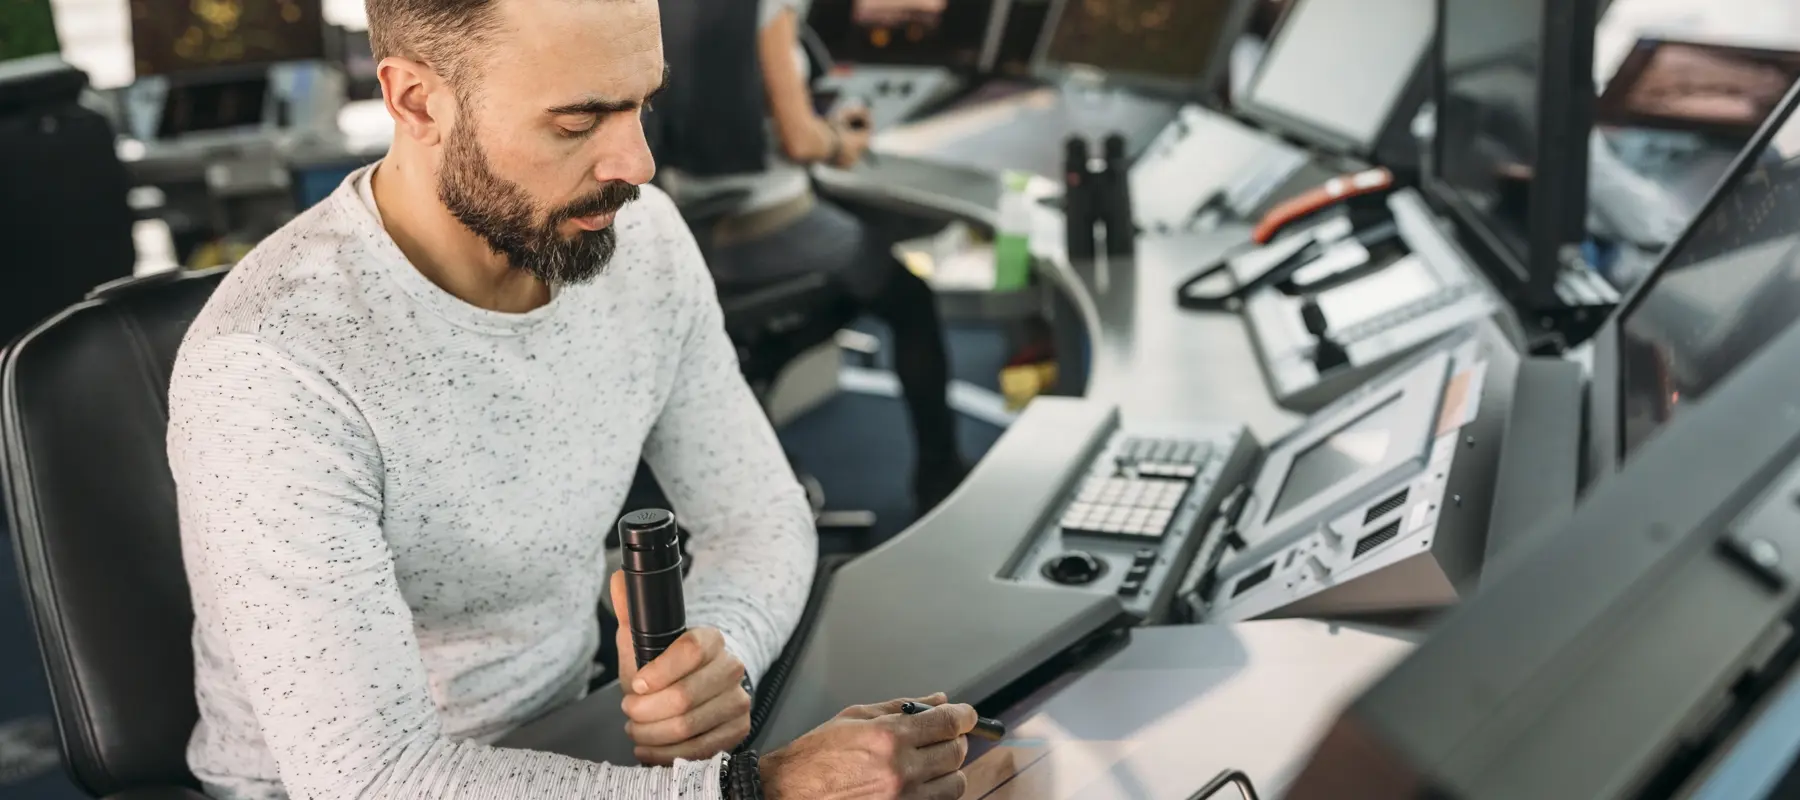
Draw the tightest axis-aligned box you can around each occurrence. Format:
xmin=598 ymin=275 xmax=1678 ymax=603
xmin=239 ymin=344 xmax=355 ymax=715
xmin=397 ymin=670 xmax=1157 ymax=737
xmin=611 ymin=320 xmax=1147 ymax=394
xmin=626 ymin=564 xmax=687 ymax=669
xmin=618 ymin=507 xmax=688 ymax=671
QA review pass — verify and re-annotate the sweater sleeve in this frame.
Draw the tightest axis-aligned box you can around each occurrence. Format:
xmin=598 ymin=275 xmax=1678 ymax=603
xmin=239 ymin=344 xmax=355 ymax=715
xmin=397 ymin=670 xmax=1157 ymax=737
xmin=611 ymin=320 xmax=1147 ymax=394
xmin=169 ymin=333 xmax=724 ymax=800
xmin=639 ymin=202 xmax=820 ymax=684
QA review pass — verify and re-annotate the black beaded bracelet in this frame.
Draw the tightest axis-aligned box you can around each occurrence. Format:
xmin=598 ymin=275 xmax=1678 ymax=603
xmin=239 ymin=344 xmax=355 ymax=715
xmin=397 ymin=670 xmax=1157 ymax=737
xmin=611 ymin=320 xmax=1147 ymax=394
xmin=721 ymin=751 xmax=763 ymax=800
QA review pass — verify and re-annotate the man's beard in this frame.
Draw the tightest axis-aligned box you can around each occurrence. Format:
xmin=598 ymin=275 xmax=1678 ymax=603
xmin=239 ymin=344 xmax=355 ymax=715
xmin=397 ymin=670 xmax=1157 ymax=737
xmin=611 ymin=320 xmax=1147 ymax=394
xmin=437 ymin=113 xmax=640 ymax=287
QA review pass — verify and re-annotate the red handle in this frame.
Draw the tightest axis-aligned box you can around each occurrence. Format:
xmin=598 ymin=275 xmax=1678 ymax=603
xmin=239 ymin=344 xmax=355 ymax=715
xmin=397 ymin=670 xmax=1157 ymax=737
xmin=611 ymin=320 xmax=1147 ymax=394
xmin=1251 ymin=167 xmax=1394 ymax=245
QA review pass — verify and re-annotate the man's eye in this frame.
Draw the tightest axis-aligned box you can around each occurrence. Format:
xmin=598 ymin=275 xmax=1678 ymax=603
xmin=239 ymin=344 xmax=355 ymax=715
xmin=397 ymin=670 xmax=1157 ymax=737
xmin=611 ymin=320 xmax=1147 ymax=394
xmin=558 ymin=118 xmax=598 ymax=138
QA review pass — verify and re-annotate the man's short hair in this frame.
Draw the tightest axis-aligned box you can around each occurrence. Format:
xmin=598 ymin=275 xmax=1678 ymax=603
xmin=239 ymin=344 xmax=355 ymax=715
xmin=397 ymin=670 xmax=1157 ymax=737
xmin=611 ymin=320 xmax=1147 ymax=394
xmin=365 ymin=0 xmax=507 ymax=88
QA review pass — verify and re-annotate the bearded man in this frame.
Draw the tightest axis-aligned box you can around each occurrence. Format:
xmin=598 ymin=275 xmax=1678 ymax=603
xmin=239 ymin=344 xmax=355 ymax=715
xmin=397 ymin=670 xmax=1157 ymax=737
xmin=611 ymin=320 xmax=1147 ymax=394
xmin=165 ymin=0 xmax=975 ymax=797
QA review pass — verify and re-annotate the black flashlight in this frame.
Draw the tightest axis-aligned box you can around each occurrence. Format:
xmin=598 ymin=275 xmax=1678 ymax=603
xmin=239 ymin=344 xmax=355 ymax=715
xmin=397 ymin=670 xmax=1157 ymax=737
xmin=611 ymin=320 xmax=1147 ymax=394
xmin=618 ymin=508 xmax=687 ymax=669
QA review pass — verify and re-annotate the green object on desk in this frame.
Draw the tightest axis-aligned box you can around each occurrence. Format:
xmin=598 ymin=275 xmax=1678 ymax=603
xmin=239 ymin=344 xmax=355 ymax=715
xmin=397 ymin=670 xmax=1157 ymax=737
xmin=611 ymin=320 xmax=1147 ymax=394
xmin=994 ymin=171 xmax=1033 ymax=292
xmin=0 ymin=0 xmax=60 ymax=61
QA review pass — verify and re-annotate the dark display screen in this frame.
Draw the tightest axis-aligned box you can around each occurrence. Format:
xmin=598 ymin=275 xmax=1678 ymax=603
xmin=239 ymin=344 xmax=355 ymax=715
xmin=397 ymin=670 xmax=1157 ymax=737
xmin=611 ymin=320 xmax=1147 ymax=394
xmin=0 ymin=0 xmax=59 ymax=61
xmin=156 ymin=76 xmax=269 ymax=136
xmin=808 ymin=0 xmax=997 ymax=70
xmin=1268 ymin=396 xmax=1403 ymax=520
xmin=130 ymin=0 xmax=325 ymax=77
xmin=1042 ymin=0 xmax=1238 ymax=88
xmin=1618 ymin=95 xmax=1800 ymax=461
xmin=1598 ymin=38 xmax=1800 ymax=138
xmin=990 ymin=0 xmax=1050 ymax=76
xmin=1435 ymin=0 xmax=1544 ymax=272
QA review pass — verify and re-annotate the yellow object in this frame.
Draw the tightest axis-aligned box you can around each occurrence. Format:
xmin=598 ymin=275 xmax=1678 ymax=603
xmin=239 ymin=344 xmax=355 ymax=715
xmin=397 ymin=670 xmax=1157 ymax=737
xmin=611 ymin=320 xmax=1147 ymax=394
xmin=901 ymin=250 xmax=935 ymax=279
xmin=186 ymin=239 xmax=256 ymax=271
xmin=999 ymin=362 xmax=1058 ymax=410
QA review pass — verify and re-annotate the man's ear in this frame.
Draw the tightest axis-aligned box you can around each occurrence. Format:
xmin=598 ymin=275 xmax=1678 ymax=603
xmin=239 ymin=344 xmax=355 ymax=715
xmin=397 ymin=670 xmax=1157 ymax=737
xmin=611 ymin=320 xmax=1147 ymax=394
xmin=378 ymin=56 xmax=449 ymax=146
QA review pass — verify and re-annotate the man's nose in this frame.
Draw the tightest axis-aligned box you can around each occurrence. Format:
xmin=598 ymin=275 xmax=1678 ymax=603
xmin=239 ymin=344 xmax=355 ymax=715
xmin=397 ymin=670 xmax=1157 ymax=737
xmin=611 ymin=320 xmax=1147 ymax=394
xmin=597 ymin=116 xmax=657 ymax=187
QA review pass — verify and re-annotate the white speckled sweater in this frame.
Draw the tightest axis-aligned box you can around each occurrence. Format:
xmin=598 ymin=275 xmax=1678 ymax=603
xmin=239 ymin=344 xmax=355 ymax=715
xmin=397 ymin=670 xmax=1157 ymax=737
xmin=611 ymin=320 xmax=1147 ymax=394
xmin=167 ymin=166 xmax=817 ymax=799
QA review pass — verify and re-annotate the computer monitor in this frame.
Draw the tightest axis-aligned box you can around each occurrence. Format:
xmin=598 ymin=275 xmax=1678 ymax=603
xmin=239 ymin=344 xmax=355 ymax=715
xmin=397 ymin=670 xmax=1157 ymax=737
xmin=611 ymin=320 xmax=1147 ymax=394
xmin=989 ymin=0 xmax=1051 ymax=76
xmin=1427 ymin=0 xmax=1599 ymax=310
xmin=0 ymin=0 xmax=59 ymax=62
xmin=1287 ymin=80 xmax=1800 ymax=800
xmin=807 ymin=0 xmax=1006 ymax=73
xmin=1597 ymin=37 xmax=1800 ymax=139
xmin=1032 ymin=0 xmax=1254 ymax=99
xmin=1590 ymin=79 xmax=1800 ymax=471
xmin=129 ymin=0 xmax=326 ymax=79
xmin=1236 ymin=0 xmax=1434 ymax=158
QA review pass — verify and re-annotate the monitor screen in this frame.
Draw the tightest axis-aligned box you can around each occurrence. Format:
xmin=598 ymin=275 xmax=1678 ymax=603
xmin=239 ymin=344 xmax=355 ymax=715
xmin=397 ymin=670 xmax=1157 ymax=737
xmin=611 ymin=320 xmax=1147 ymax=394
xmin=1597 ymin=38 xmax=1800 ymax=138
xmin=1040 ymin=0 xmax=1242 ymax=92
xmin=130 ymin=0 xmax=325 ymax=78
xmin=157 ymin=76 xmax=269 ymax=137
xmin=808 ymin=0 xmax=998 ymax=71
xmin=1435 ymin=0 xmax=1545 ymax=273
xmin=0 ymin=0 xmax=59 ymax=61
xmin=1617 ymin=95 xmax=1800 ymax=461
xmin=1268 ymin=395 xmax=1403 ymax=520
xmin=991 ymin=0 xmax=1051 ymax=76
xmin=1241 ymin=0 xmax=1433 ymax=153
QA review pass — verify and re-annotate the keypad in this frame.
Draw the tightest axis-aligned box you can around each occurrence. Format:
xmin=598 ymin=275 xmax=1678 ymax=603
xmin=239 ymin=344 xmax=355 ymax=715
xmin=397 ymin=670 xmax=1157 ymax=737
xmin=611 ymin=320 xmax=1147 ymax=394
xmin=1058 ymin=437 xmax=1210 ymax=541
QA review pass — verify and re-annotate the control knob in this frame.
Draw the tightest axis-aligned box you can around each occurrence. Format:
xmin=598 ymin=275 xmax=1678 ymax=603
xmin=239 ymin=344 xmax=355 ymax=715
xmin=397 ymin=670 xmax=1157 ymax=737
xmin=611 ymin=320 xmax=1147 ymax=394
xmin=1042 ymin=551 xmax=1106 ymax=586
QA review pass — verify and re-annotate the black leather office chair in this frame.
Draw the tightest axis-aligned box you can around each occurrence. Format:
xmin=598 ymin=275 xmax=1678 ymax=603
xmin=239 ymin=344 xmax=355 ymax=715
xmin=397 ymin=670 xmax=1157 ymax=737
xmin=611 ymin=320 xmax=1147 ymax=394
xmin=1 ymin=267 xmax=228 ymax=800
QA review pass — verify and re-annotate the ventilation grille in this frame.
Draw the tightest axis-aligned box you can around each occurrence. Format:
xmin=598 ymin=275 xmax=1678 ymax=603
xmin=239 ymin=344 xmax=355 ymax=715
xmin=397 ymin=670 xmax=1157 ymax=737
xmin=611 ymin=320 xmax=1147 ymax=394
xmin=1354 ymin=520 xmax=1403 ymax=559
xmin=1232 ymin=561 xmax=1276 ymax=598
xmin=1363 ymin=489 xmax=1410 ymax=525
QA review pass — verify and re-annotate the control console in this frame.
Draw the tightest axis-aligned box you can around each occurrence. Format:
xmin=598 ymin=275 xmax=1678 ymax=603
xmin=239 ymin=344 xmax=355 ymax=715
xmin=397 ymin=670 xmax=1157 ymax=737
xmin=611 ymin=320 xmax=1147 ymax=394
xmin=1130 ymin=105 xmax=1307 ymax=234
xmin=1241 ymin=189 xmax=1511 ymax=412
xmin=813 ymin=66 xmax=963 ymax=131
xmin=1182 ymin=320 xmax=1521 ymax=623
xmin=1005 ymin=423 xmax=1259 ymax=622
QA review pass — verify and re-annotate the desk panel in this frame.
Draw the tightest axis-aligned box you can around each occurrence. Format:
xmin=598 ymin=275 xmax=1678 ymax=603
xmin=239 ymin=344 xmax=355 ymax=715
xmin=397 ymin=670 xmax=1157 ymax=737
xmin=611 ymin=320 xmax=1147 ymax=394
xmin=818 ymin=154 xmax=1299 ymax=441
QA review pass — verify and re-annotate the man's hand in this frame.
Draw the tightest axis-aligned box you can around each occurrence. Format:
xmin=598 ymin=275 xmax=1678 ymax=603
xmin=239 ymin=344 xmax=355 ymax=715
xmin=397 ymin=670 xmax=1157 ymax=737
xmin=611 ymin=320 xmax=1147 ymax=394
xmin=829 ymin=105 xmax=873 ymax=168
xmin=759 ymin=694 xmax=977 ymax=800
xmin=611 ymin=572 xmax=753 ymax=765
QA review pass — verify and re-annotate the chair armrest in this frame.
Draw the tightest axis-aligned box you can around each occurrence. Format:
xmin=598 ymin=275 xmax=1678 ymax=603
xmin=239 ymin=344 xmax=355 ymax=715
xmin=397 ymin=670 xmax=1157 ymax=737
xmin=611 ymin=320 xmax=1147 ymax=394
xmin=676 ymin=189 xmax=753 ymax=229
xmin=101 ymin=787 xmax=213 ymax=800
xmin=718 ymin=272 xmax=833 ymax=334
xmin=496 ymin=680 xmax=639 ymax=765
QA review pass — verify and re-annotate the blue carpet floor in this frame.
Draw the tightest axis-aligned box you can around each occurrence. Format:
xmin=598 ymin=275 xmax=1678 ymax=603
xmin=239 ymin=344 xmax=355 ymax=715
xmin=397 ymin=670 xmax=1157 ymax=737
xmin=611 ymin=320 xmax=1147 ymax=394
xmin=0 ymin=320 xmax=1012 ymax=798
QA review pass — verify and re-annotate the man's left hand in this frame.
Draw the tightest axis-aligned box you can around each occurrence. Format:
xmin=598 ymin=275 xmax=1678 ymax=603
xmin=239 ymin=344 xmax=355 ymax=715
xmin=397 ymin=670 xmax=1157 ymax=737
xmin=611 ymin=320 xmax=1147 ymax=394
xmin=611 ymin=572 xmax=753 ymax=765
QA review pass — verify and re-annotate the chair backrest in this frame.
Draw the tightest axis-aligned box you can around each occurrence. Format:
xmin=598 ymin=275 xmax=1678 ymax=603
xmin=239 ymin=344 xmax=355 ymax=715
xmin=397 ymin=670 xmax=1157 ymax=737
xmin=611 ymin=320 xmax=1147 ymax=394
xmin=1 ymin=59 xmax=136 ymax=347
xmin=2 ymin=268 xmax=229 ymax=796
xmin=650 ymin=0 xmax=768 ymax=178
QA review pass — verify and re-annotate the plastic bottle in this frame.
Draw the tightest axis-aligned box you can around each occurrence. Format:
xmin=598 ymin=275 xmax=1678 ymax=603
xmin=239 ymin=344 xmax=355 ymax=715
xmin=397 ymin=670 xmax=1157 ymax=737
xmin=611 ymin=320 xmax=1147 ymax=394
xmin=994 ymin=170 xmax=1034 ymax=291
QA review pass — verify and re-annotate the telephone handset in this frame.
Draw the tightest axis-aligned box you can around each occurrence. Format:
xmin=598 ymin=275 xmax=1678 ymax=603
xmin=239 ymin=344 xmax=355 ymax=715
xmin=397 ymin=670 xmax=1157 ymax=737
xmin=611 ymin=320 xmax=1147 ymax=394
xmin=1252 ymin=167 xmax=1396 ymax=245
